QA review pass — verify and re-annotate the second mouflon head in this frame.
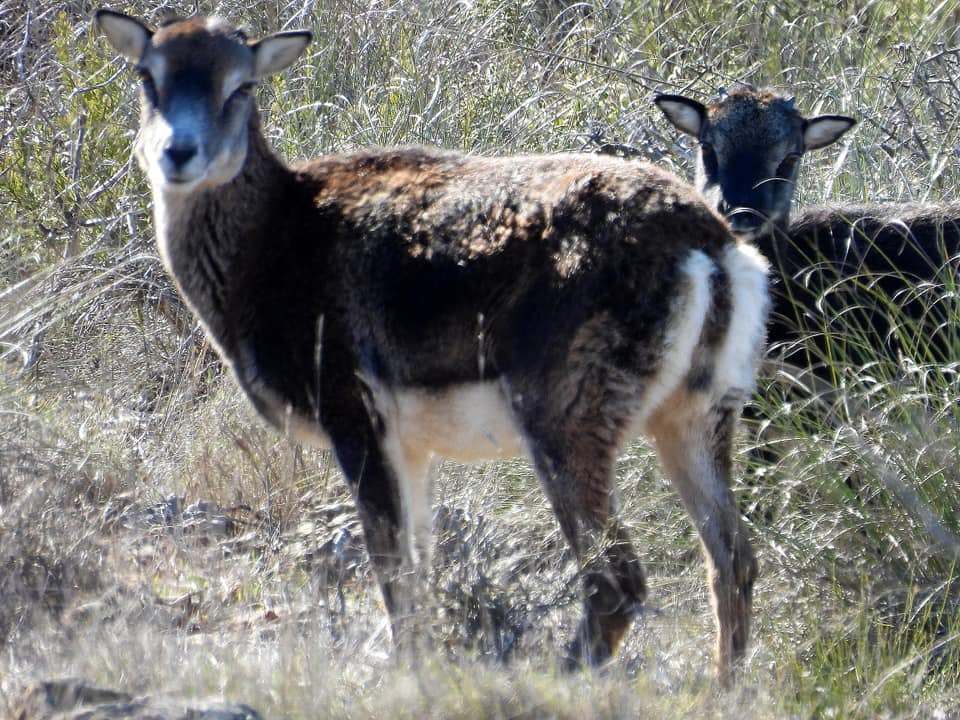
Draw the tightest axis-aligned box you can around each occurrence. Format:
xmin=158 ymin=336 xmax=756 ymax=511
xmin=656 ymin=85 xmax=856 ymax=237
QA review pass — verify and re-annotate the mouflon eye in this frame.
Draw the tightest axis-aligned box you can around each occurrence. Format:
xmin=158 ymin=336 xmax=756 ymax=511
xmin=227 ymin=81 xmax=257 ymax=104
xmin=777 ymin=152 xmax=801 ymax=176
xmin=136 ymin=66 xmax=158 ymax=105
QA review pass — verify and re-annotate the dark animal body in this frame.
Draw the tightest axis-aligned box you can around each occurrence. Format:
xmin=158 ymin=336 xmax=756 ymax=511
xmin=224 ymin=147 xmax=736 ymax=424
xmin=658 ymin=86 xmax=960 ymax=366
xmin=96 ymin=10 xmax=770 ymax=685
xmin=765 ymin=203 xmax=960 ymax=367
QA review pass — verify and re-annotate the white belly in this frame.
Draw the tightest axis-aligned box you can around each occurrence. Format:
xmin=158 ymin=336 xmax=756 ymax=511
xmin=265 ymin=378 xmax=523 ymax=464
xmin=360 ymin=380 xmax=525 ymax=565
xmin=386 ymin=381 xmax=524 ymax=462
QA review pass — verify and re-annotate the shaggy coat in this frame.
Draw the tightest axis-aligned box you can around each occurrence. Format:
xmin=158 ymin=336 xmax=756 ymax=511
xmin=96 ymin=10 xmax=770 ymax=685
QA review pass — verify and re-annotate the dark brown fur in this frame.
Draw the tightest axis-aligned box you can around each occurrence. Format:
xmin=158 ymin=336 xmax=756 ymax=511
xmin=97 ymin=10 xmax=770 ymax=685
xmin=765 ymin=203 xmax=960 ymax=366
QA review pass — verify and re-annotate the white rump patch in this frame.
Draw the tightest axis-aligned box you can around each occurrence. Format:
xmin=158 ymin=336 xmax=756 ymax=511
xmin=714 ymin=242 xmax=770 ymax=393
xmin=637 ymin=249 xmax=715 ymax=425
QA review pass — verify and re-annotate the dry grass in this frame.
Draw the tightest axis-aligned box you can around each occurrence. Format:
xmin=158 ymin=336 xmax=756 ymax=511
xmin=3 ymin=0 xmax=960 ymax=717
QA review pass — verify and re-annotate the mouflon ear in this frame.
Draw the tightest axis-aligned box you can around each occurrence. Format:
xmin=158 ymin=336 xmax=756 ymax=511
xmin=655 ymin=94 xmax=708 ymax=138
xmin=95 ymin=9 xmax=153 ymax=62
xmin=803 ymin=115 xmax=857 ymax=151
xmin=252 ymin=31 xmax=312 ymax=78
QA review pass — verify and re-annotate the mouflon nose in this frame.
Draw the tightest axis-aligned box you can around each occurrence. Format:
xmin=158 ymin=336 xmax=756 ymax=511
xmin=726 ymin=209 xmax=766 ymax=235
xmin=163 ymin=139 xmax=198 ymax=169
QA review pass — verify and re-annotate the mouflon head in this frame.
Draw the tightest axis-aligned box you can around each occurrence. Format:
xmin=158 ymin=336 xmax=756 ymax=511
xmin=656 ymin=85 xmax=855 ymax=236
xmin=95 ymin=10 xmax=311 ymax=194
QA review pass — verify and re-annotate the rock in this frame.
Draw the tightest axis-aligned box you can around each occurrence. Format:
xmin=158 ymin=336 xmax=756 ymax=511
xmin=13 ymin=678 xmax=264 ymax=720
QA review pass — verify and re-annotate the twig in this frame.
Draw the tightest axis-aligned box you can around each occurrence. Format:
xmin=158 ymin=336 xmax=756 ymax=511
xmin=921 ymin=46 xmax=960 ymax=65
xmin=14 ymin=9 xmax=55 ymax=131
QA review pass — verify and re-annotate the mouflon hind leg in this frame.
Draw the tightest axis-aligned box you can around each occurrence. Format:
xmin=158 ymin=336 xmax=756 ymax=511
xmin=648 ymin=389 xmax=757 ymax=688
xmin=565 ymin=520 xmax=647 ymax=668
xmin=507 ymin=359 xmax=647 ymax=669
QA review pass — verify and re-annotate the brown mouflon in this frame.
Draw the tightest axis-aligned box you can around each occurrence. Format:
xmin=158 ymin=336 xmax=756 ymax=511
xmin=96 ymin=9 xmax=770 ymax=686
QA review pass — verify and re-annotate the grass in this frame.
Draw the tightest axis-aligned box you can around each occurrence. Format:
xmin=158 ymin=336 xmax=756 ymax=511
xmin=3 ymin=0 xmax=960 ymax=717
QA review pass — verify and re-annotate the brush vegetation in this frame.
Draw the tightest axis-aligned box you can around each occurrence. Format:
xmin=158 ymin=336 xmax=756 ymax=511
xmin=2 ymin=0 xmax=960 ymax=717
